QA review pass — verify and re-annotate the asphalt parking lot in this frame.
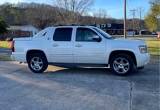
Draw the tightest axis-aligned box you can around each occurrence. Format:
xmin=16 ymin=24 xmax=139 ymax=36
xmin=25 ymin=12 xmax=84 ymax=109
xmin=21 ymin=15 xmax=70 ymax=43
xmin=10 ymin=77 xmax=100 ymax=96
xmin=0 ymin=55 xmax=159 ymax=110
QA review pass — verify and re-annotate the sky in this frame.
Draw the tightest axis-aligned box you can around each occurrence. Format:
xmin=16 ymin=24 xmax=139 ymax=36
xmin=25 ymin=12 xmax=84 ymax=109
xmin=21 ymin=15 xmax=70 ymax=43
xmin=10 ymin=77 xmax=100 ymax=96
xmin=94 ymin=0 xmax=150 ymax=19
xmin=0 ymin=0 xmax=151 ymax=19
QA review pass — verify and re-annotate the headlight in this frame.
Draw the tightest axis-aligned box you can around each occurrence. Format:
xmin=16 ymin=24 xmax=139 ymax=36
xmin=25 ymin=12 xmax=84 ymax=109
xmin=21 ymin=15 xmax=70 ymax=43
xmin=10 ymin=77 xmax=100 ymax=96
xmin=139 ymin=45 xmax=148 ymax=53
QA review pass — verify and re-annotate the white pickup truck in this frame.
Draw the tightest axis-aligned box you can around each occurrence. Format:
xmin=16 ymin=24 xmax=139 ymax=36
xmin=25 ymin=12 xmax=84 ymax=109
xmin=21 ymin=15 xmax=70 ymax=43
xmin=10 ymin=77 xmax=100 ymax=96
xmin=11 ymin=26 xmax=150 ymax=75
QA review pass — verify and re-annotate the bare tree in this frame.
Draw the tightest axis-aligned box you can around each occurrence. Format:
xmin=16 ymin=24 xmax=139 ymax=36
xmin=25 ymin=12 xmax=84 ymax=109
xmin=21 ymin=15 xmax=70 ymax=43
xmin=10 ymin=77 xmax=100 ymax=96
xmin=25 ymin=4 xmax=58 ymax=29
xmin=93 ymin=9 xmax=109 ymax=19
xmin=54 ymin=0 xmax=94 ymax=24
xmin=93 ymin=8 xmax=109 ymax=24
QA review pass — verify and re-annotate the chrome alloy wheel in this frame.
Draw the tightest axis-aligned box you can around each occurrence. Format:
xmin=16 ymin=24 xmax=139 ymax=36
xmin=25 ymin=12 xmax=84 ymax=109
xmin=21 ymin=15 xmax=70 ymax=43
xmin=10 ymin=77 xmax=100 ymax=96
xmin=30 ymin=57 xmax=43 ymax=71
xmin=113 ymin=57 xmax=130 ymax=74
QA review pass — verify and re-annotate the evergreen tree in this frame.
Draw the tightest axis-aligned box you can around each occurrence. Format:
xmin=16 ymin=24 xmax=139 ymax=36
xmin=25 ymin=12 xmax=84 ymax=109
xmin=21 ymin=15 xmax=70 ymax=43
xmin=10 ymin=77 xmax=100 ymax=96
xmin=0 ymin=17 xmax=8 ymax=34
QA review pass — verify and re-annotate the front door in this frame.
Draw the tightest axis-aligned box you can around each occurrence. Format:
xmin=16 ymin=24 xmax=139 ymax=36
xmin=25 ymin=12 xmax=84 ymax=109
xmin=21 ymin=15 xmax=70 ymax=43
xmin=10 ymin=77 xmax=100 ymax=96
xmin=74 ymin=27 xmax=106 ymax=64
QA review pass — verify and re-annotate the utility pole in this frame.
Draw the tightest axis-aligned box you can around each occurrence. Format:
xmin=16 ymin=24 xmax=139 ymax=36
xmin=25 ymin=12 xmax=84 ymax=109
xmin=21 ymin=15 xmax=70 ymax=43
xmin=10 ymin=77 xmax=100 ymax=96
xmin=138 ymin=7 xmax=143 ymax=31
xmin=124 ymin=0 xmax=127 ymax=39
xmin=130 ymin=9 xmax=136 ymax=36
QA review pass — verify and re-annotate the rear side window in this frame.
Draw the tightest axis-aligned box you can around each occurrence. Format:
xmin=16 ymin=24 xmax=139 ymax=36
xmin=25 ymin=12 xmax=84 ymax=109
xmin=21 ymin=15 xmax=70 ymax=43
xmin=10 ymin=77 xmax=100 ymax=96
xmin=53 ymin=28 xmax=72 ymax=41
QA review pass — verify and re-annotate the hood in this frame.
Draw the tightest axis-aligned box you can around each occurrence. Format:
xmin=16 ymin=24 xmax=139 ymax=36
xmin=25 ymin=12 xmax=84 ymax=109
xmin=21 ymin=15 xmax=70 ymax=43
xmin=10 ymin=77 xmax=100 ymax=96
xmin=113 ymin=38 xmax=146 ymax=46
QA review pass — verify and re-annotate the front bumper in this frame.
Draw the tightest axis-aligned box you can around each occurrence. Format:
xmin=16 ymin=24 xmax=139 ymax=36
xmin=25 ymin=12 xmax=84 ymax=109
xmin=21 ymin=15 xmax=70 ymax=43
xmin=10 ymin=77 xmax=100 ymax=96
xmin=136 ymin=53 xmax=150 ymax=67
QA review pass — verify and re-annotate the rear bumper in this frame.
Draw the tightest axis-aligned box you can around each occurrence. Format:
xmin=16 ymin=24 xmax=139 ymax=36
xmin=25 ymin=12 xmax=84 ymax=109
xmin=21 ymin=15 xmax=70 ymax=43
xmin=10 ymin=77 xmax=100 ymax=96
xmin=136 ymin=53 xmax=150 ymax=67
xmin=11 ymin=53 xmax=26 ymax=62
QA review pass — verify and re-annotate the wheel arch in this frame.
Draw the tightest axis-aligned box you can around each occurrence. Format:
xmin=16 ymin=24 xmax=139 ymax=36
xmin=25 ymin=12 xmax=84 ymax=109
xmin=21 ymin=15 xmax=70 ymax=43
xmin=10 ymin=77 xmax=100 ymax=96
xmin=109 ymin=50 xmax=137 ymax=66
xmin=26 ymin=49 xmax=48 ymax=63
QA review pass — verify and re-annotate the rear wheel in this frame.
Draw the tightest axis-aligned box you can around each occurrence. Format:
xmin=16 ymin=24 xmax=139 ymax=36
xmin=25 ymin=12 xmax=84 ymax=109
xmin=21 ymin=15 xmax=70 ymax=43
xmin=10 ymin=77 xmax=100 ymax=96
xmin=28 ymin=53 xmax=48 ymax=73
xmin=110 ymin=54 xmax=135 ymax=75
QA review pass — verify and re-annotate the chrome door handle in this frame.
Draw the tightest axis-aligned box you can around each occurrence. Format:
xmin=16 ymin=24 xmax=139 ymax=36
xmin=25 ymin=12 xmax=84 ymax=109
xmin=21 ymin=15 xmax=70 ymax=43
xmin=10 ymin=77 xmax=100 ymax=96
xmin=75 ymin=44 xmax=82 ymax=47
xmin=53 ymin=44 xmax=58 ymax=47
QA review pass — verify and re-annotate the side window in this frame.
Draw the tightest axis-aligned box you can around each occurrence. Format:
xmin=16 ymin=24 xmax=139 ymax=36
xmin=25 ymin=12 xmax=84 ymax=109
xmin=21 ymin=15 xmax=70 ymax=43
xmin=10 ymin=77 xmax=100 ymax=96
xmin=53 ymin=28 xmax=72 ymax=41
xmin=76 ymin=28 xmax=98 ymax=42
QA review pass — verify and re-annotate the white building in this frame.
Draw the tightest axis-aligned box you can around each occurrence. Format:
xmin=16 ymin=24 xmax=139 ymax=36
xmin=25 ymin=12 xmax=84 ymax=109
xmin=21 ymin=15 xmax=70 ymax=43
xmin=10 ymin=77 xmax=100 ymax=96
xmin=7 ymin=25 xmax=39 ymax=37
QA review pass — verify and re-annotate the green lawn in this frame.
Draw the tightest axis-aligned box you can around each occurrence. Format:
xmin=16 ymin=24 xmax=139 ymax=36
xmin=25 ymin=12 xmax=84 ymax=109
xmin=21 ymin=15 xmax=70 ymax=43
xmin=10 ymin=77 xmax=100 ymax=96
xmin=0 ymin=41 xmax=12 ymax=61
xmin=145 ymin=40 xmax=160 ymax=56
xmin=0 ymin=41 xmax=12 ymax=48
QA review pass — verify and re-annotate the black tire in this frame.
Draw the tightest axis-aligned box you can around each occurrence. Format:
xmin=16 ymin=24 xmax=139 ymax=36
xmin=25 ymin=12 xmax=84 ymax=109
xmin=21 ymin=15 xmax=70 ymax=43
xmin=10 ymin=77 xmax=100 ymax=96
xmin=27 ymin=53 xmax=48 ymax=73
xmin=138 ymin=66 xmax=144 ymax=70
xmin=110 ymin=54 xmax=135 ymax=75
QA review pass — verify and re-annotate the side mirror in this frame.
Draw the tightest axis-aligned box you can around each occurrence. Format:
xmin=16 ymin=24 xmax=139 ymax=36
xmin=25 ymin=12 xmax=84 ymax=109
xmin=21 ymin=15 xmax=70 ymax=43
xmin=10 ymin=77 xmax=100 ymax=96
xmin=92 ymin=35 xmax=102 ymax=42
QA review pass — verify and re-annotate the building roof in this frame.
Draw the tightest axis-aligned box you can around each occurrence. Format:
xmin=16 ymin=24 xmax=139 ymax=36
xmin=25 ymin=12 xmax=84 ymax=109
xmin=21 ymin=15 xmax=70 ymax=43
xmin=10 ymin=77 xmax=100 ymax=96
xmin=7 ymin=25 xmax=39 ymax=32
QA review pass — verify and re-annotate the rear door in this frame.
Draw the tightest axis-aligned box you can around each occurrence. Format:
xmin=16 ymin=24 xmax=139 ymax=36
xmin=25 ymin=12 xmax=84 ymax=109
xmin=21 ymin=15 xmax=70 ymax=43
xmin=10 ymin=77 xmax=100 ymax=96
xmin=50 ymin=27 xmax=74 ymax=63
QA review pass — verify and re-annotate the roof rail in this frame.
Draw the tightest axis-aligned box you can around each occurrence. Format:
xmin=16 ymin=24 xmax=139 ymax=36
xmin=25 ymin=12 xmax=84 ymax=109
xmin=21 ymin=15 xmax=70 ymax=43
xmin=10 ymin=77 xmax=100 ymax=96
xmin=53 ymin=24 xmax=78 ymax=26
xmin=53 ymin=24 xmax=97 ymax=27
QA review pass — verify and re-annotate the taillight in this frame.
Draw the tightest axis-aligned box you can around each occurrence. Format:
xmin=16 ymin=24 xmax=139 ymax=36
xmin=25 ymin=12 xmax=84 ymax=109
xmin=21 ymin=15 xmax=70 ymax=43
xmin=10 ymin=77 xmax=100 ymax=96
xmin=12 ymin=41 xmax=15 ymax=52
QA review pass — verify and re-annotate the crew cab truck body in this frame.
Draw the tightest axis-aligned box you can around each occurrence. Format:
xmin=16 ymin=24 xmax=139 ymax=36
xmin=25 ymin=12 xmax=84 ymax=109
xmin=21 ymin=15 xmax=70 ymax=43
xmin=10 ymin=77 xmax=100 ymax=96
xmin=11 ymin=26 xmax=150 ymax=75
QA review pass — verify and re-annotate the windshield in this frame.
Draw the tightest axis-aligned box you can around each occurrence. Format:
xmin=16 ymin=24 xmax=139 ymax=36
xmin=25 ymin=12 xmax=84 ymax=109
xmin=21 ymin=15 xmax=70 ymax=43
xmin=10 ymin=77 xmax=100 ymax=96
xmin=93 ymin=27 xmax=113 ymax=39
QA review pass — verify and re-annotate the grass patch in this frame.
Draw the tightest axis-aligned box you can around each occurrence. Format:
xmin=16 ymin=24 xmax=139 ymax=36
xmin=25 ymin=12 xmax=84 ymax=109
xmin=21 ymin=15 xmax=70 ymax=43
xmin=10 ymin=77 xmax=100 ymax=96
xmin=145 ymin=40 xmax=160 ymax=56
xmin=0 ymin=41 xmax=12 ymax=48
xmin=0 ymin=55 xmax=12 ymax=61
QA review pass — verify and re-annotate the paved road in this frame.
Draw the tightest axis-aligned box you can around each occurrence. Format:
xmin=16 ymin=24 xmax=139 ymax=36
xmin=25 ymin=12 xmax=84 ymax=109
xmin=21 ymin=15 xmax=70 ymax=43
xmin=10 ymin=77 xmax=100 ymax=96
xmin=0 ymin=57 xmax=159 ymax=110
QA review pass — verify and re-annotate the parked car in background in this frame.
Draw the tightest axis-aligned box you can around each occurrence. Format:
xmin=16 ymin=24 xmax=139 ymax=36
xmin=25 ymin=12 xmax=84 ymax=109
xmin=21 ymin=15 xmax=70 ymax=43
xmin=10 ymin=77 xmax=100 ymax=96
xmin=11 ymin=26 xmax=150 ymax=75
xmin=139 ymin=30 xmax=157 ymax=36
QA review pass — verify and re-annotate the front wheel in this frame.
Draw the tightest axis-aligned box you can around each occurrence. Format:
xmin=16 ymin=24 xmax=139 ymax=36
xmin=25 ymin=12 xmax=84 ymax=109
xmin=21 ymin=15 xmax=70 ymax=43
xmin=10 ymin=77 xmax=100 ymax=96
xmin=110 ymin=54 xmax=135 ymax=75
xmin=28 ymin=54 xmax=48 ymax=73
